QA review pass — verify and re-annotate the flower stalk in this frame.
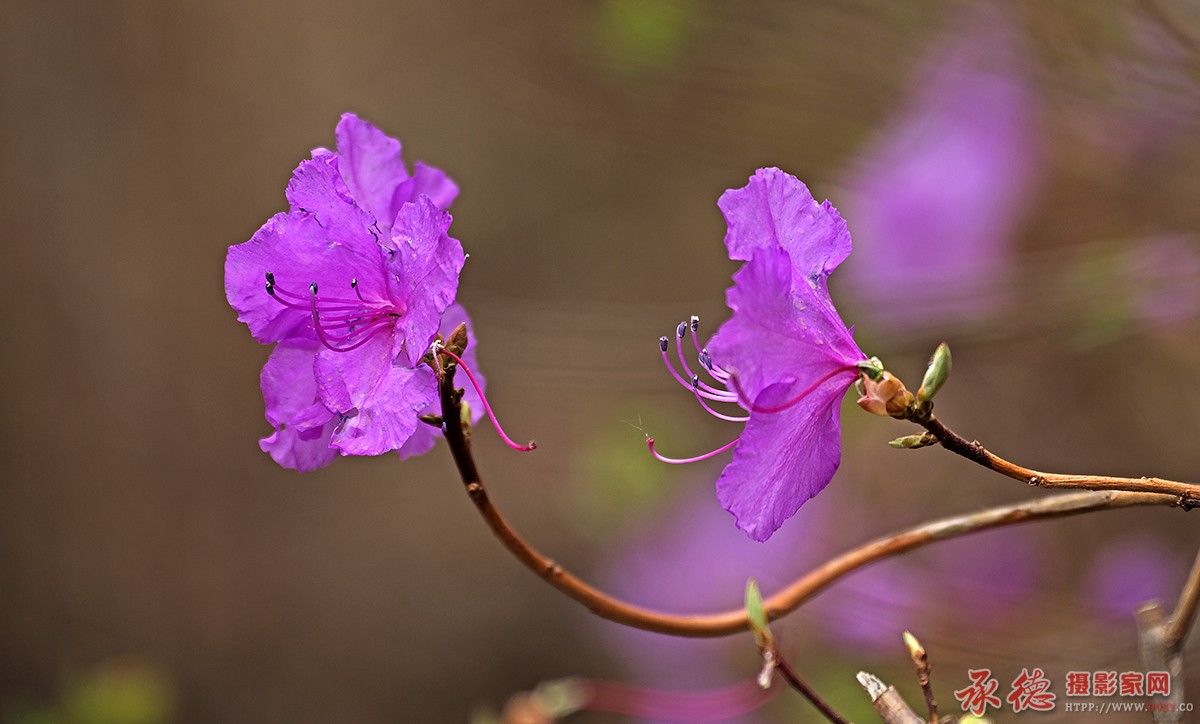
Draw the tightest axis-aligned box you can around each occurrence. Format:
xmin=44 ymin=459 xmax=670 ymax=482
xmin=433 ymin=348 xmax=1183 ymax=637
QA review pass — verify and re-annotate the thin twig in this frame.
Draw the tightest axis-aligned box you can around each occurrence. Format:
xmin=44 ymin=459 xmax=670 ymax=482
xmin=902 ymin=632 xmax=937 ymax=724
xmin=770 ymin=647 xmax=850 ymax=724
xmin=435 ymin=357 xmax=1182 ymax=638
xmin=1165 ymin=546 xmax=1200 ymax=650
xmin=912 ymin=415 xmax=1200 ymax=507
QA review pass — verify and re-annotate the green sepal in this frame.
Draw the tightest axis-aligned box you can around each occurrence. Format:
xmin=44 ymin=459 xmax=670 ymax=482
xmin=855 ymin=357 xmax=885 ymax=381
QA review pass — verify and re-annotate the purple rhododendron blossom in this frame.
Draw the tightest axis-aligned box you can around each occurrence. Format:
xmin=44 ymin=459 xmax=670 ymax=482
xmin=658 ymin=168 xmax=867 ymax=541
xmin=225 ymin=113 xmax=483 ymax=471
xmin=841 ymin=5 xmax=1038 ymax=329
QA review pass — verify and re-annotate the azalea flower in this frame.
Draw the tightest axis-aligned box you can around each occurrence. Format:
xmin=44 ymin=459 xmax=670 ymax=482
xmin=224 ymin=113 xmax=483 ymax=471
xmin=654 ymin=168 xmax=876 ymax=541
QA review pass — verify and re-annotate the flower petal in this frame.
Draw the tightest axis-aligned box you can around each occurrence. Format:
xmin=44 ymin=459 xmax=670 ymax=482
xmin=707 ymin=246 xmax=862 ymax=401
xmin=314 ymin=331 xmax=437 ymax=456
xmin=334 ymin=113 xmax=411 ymax=227
xmin=716 ymin=374 xmax=855 ymax=542
xmin=284 ymin=154 xmax=375 ymax=241
xmin=391 ymin=161 xmax=459 ymax=214
xmin=718 ymin=168 xmax=852 ymax=281
xmin=396 ymin=303 xmax=484 ymax=460
xmin=386 ymin=196 xmax=466 ymax=366
xmin=258 ymin=339 xmax=337 ymax=471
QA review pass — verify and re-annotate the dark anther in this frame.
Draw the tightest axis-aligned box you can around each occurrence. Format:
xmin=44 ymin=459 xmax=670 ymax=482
xmin=659 ymin=336 xmax=669 ymax=352
xmin=309 ymin=282 xmax=319 ymax=295
xmin=676 ymin=321 xmax=687 ymax=339
xmin=350 ymin=278 xmax=358 ymax=288
xmin=690 ymin=374 xmax=700 ymax=389
xmin=265 ymin=271 xmax=276 ymax=294
xmin=699 ymin=350 xmax=713 ymax=370
xmin=690 ymin=315 xmax=699 ymax=333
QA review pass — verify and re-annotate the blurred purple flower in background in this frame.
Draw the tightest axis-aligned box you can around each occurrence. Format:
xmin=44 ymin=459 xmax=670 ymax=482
xmin=597 ymin=485 xmax=932 ymax=722
xmin=1124 ymin=234 xmax=1200 ymax=328
xmin=656 ymin=169 xmax=868 ymax=542
xmin=923 ymin=524 xmax=1042 ymax=624
xmin=841 ymin=5 xmax=1040 ymax=330
xmin=225 ymin=114 xmax=483 ymax=470
xmin=1086 ymin=535 xmax=1183 ymax=618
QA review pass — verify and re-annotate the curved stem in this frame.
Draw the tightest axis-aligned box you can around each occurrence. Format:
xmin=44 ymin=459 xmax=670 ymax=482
xmin=912 ymin=414 xmax=1200 ymax=507
xmin=436 ymin=363 xmax=1183 ymax=638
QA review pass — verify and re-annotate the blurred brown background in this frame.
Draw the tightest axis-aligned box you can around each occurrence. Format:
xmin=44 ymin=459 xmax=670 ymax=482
xmin=2 ymin=1 xmax=1200 ymax=722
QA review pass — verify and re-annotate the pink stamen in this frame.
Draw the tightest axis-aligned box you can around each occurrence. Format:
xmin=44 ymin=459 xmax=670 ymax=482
xmin=266 ymin=273 xmax=398 ymax=353
xmin=647 ymin=435 xmax=739 ymax=464
xmin=729 ymin=365 xmax=857 ymax=414
xmin=437 ymin=346 xmax=537 ymax=453
xmin=689 ymin=376 xmax=750 ymax=422
xmin=700 ymin=349 xmax=731 ymax=382
xmin=685 ymin=315 xmax=732 ymax=383
xmin=308 ymin=283 xmax=394 ymax=353
xmin=674 ymin=322 xmax=732 ymax=397
xmin=659 ymin=339 xmax=738 ymax=403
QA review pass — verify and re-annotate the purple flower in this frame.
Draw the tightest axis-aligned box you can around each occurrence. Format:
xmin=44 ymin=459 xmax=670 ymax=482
xmin=1086 ymin=535 xmax=1183 ymax=618
xmin=841 ymin=5 xmax=1039 ymax=330
xmin=655 ymin=168 xmax=868 ymax=541
xmin=225 ymin=113 xmax=482 ymax=471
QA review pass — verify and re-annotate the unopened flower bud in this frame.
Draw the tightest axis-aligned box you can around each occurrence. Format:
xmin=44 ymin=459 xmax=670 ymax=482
xmin=447 ymin=323 xmax=470 ymax=357
xmin=856 ymin=371 xmax=914 ymax=417
xmin=888 ymin=433 xmax=938 ymax=449
xmin=917 ymin=342 xmax=951 ymax=405
xmin=744 ymin=579 xmax=774 ymax=650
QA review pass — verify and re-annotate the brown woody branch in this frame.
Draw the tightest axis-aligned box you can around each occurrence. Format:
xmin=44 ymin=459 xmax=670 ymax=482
xmin=910 ymin=414 xmax=1200 ymax=507
xmin=435 ymin=356 xmax=1186 ymax=638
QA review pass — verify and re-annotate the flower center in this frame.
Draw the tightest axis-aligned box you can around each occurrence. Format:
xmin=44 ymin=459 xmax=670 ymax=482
xmin=265 ymin=272 xmax=401 ymax=352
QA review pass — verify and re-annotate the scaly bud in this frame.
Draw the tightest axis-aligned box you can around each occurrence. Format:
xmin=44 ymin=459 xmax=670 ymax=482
xmin=856 ymin=370 xmax=914 ymax=417
xmin=446 ymin=322 xmax=470 ymax=357
xmin=917 ymin=342 xmax=952 ymax=405
xmin=744 ymin=579 xmax=774 ymax=650
xmin=888 ymin=433 xmax=938 ymax=449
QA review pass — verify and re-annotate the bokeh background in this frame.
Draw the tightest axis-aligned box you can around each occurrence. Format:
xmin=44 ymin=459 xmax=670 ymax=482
xmin=3 ymin=0 xmax=1200 ymax=721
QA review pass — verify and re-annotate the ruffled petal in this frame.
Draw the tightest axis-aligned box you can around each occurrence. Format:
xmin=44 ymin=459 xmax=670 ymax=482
xmin=396 ymin=303 xmax=484 ymax=460
xmin=391 ymin=161 xmax=459 ymax=214
xmin=386 ymin=196 xmax=466 ymax=366
xmin=284 ymin=155 xmax=375 ymax=243
xmin=718 ymin=168 xmax=852 ymax=280
xmin=334 ymin=113 xmax=410 ymax=227
xmin=707 ymin=247 xmax=862 ymax=401
xmin=716 ymin=373 xmax=855 ymax=541
xmin=314 ymin=331 xmax=437 ymax=456
xmin=258 ymin=339 xmax=337 ymax=471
